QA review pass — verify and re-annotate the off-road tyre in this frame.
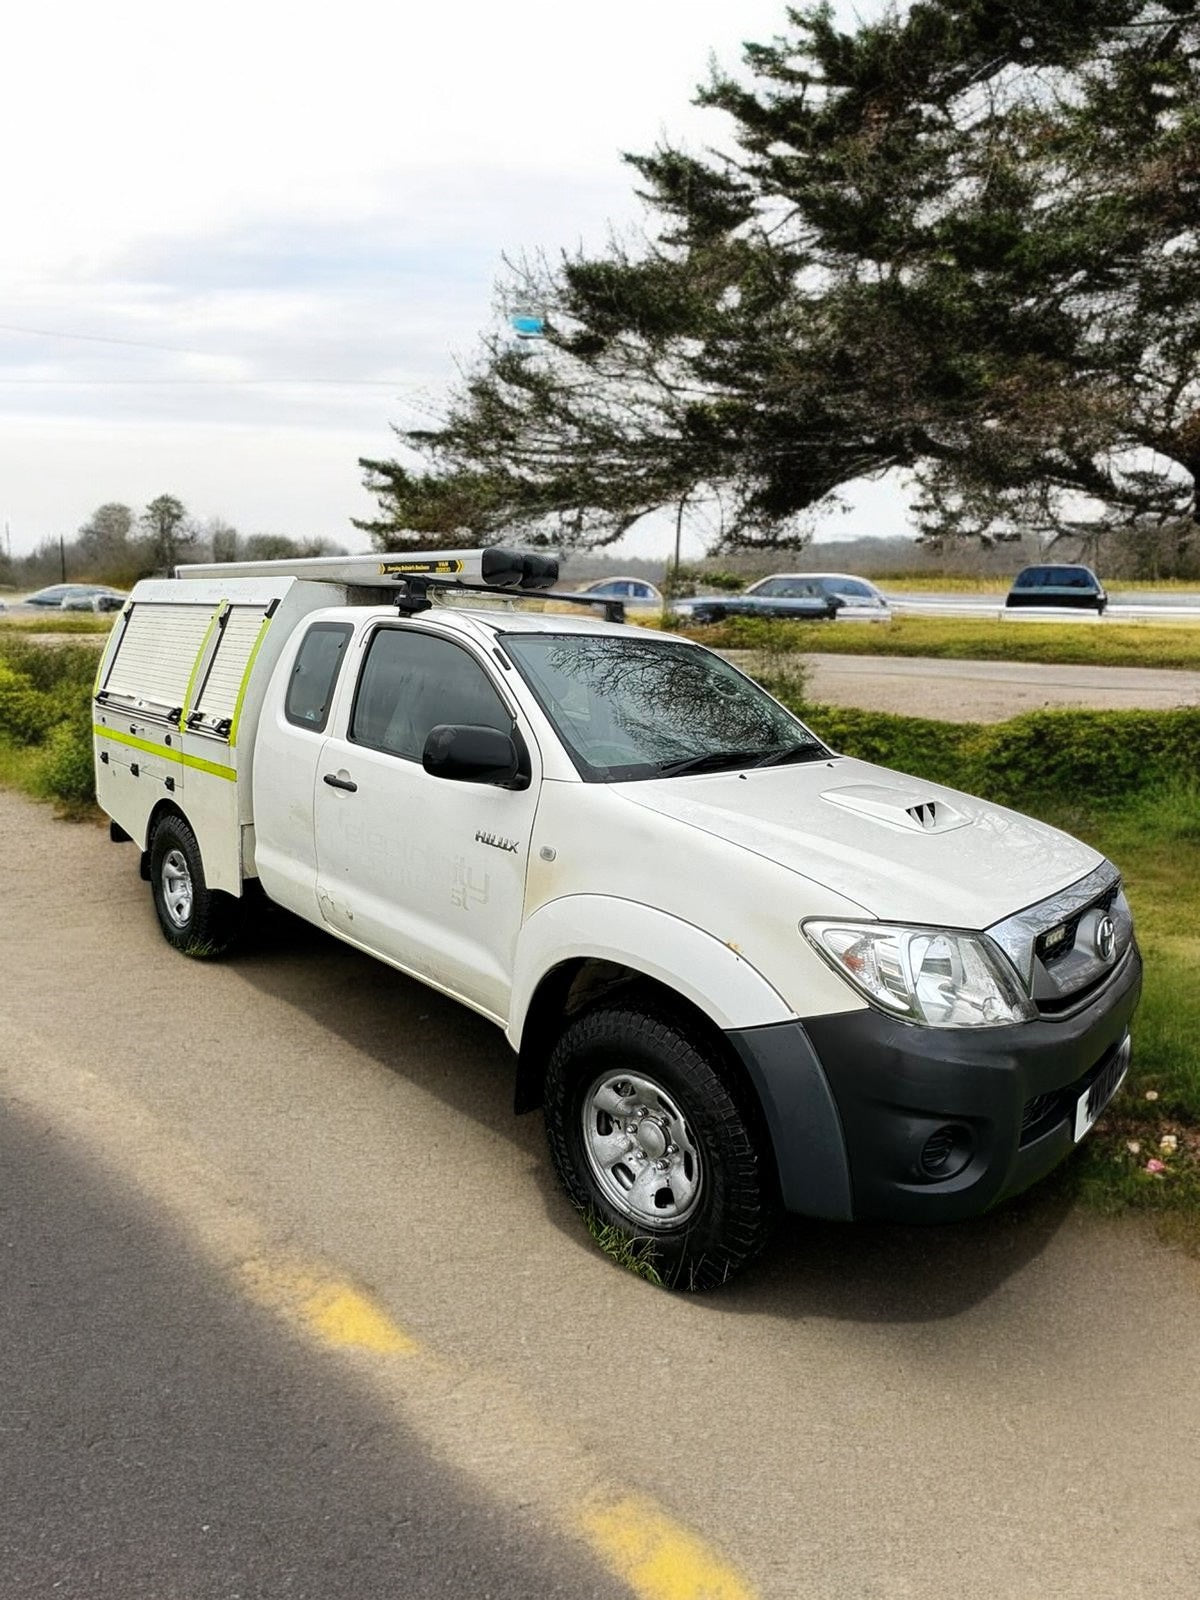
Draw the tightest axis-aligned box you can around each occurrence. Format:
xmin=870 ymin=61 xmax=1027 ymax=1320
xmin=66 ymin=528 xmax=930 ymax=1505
xmin=149 ymin=813 xmax=240 ymax=957
xmin=543 ymin=996 xmax=773 ymax=1291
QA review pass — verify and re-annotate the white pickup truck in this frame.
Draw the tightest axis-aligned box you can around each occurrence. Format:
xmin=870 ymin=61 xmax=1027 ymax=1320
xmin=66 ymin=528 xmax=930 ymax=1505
xmin=92 ymin=548 xmax=1141 ymax=1289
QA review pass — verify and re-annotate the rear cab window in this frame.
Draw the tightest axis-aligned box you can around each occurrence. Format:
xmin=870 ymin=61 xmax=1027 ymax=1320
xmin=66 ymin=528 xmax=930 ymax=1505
xmin=285 ymin=622 xmax=353 ymax=732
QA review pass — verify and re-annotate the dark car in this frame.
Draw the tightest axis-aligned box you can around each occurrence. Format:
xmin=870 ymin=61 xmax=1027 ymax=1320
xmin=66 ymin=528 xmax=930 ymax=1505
xmin=23 ymin=583 xmax=112 ymax=608
xmin=673 ymin=581 xmax=841 ymax=625
xmin=1006 ymin=565 xmax=1108 ymax=613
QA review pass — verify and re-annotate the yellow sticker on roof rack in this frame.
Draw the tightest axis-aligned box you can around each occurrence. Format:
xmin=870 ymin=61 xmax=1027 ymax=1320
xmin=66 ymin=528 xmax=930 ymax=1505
xmin=379 ymin=559 xmax=465 ymax=576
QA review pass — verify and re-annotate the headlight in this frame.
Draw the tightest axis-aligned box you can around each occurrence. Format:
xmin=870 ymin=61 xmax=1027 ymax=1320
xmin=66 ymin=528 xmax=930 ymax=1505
xmin=803 ymin=921 xmax=1036 ymax=1028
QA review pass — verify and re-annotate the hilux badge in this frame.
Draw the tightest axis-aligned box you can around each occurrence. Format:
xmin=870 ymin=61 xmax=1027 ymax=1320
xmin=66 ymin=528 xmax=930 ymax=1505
xmin=476 ymin=829 xmax=519 ymax=853
xmin=1094 ymin=914 xmax=1116 ymax=962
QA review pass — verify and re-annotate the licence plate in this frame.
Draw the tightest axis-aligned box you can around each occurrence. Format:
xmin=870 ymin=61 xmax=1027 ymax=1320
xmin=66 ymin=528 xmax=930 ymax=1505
xmin=1073 ymin=1035 xmax=1131 ymax=1144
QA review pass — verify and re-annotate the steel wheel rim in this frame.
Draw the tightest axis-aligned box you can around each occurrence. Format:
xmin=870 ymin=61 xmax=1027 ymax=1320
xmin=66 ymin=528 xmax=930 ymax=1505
xmin=161 ymin=848 xmax=194 ymax=928
xmin=581 ymin=1070 xmax=703 ymax=1229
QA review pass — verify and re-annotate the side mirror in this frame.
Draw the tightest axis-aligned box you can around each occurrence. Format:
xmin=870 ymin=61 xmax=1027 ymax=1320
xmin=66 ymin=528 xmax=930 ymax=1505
xmin=423 ymin=724 xmax=523 ymax=787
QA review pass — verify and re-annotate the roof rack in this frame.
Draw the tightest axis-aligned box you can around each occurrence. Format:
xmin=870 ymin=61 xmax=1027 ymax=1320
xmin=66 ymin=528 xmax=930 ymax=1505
xmin=174 ymin=545 xmax=627 ymax=622
xmin=175 ymin=545 xmax=559 ymax=591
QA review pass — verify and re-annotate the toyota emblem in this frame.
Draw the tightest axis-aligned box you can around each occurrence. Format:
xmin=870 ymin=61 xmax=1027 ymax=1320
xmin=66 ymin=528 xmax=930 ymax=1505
xmin=1095 ymin=914 xmax=1116 ymax=962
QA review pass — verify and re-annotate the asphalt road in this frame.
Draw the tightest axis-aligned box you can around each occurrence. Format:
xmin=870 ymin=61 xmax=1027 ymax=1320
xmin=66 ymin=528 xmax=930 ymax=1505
xmin=800 ymin=652 xmax=1200 ymax=721
xmin=3 ymin=787 xmax=1200 ymax=1599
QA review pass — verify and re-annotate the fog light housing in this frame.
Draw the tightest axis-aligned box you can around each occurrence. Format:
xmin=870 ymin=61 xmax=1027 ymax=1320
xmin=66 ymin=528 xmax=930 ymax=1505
xmin=919 ymin=1124 xmax=973 ymax=1180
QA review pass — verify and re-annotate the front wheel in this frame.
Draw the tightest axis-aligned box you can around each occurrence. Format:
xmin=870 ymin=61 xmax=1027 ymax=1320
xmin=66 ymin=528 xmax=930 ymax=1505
xmin=543 ymin=997 xmax=773 ymax=1290
xmin=149 ymin=814 xmax=240 ymax=957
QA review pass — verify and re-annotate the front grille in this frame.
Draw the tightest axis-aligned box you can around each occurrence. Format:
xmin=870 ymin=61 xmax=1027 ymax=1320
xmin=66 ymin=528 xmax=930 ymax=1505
xmin=989 ymin=861 xmax=1131 ymax=1011
xmin=1021 ymin=1091 xmax=1060 ymax=1134
xmin=1035 ymin=884 xmax=1119 ymax=968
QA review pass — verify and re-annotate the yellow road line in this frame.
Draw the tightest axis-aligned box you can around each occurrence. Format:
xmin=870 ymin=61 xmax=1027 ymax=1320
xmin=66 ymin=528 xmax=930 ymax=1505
xmin=240 ymin=1260 xmax=420 ymax=1357
xmin=4 ymin=1027 xmax=760 ymax=1600
xmin=581 ymin=1496 xmax=758 ymax=1600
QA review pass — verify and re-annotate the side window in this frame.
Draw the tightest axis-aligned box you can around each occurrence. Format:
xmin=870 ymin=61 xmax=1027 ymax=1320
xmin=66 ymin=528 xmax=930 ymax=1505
xmin=285 ymin=623 xmax=352 ymax=732
xmin=350 ymin=629 xmax=512 ymax=762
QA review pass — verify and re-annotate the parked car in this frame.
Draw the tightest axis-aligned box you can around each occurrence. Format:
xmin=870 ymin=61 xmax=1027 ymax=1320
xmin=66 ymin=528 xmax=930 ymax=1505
xmin=745 ymin=572 xmax=891 ymax=621
xmin=23 ymin=583 xmax=115 ymax=608
xmin=672 ymin=579 xmax=841 ymax=624
xmin=578 ymin=578 xmax=664 ymax=610
xmin=1006 ymin=565 xmax=1108 ymax=613
xmin=61 ymin=587 xmax=127 ymax=613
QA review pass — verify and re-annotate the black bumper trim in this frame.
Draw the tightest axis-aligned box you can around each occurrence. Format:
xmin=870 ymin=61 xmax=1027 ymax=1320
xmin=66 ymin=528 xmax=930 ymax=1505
xmin=725 ymin=1023 xmax=853 ymax=1221
xmin=802 ymin=942 xmax=1142 ymax=1223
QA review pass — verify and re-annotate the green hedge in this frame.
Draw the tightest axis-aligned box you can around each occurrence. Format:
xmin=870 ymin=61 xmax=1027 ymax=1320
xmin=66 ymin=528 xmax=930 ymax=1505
xmin=796 ymin=702 xmax=1200 ymax=809
xmin=0 ymin=637 xmax=98 ymax=809
xmin=0 ymin=660 xmax=59 ymax=744
xmin=3 ymin=631 xmax=1200 ymax=818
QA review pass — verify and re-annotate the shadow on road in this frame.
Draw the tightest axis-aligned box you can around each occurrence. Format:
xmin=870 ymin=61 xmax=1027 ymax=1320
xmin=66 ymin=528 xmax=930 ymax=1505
xmin=0 ymin=1105 xmax=623 ymax=1600
xmin=229 ymin=901 xmax=545 ymax=1150
xmin=712 ymin=1174 xmax=1078 ymax=1325
xmin=230 ymin=905 xmax=1077 ymax=1325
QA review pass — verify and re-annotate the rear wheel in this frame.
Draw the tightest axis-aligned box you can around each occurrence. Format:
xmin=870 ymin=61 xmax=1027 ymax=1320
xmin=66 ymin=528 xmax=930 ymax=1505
xmin=543 ymin=996 xmax=773 ymax=1290
xmin=149 ymin=814 xmax=240 ymax=957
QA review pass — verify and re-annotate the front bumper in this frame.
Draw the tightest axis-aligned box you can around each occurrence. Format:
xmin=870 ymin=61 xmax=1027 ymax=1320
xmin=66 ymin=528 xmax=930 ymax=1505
xmin=729 ymin=941 xmax=1142 ymax=1224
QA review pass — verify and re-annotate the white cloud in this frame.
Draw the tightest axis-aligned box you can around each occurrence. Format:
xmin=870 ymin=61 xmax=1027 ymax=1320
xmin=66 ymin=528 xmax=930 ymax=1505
xmin=0 ymin=0 xmax=910 ymax=555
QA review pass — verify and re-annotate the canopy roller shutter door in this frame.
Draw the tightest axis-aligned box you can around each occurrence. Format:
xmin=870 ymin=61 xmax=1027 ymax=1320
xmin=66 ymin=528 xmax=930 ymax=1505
xmin=102 ymin=603 xmax=215 ymax=710
xmin=192 ymin=606 xmax=271 ymax=727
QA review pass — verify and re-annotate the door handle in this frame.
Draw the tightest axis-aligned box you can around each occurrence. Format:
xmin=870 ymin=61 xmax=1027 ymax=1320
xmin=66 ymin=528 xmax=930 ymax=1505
xmin=322 ymin=772 xmax=358 ymax=792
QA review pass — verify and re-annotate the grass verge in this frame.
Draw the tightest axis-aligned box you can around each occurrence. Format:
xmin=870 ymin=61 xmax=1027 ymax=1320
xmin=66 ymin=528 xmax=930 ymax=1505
xmin=793 ymin=697 xmax=1200 ymax=1251
xmin=678 ymin=612 xmax=1200 ymax=670
xmin=1 ymin=635 xmax=1197 ymax=1251
xmin=0 ymin=614 xmax=113 ymax=634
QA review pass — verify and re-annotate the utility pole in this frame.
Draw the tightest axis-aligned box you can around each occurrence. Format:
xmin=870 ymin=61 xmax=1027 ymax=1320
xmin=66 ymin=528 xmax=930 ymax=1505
xmin=60 ymin=535 xmax=67 ymax=582
xmin=673 ymin=492 xmax=688 ymax=582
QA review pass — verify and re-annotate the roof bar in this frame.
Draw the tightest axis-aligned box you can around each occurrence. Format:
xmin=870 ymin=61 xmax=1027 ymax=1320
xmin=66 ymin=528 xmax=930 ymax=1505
xmin=175 ymin=546 xmax=560 ymax=592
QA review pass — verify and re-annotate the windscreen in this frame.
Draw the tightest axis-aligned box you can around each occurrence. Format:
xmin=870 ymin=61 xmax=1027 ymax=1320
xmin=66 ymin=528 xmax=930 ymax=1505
xmin=503 ymin=633 xmax=827 ymax=782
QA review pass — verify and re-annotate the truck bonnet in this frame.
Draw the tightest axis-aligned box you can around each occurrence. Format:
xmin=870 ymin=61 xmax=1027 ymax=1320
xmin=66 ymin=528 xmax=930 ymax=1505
xmin=618 ymin=756 xmax=1104 ymax=930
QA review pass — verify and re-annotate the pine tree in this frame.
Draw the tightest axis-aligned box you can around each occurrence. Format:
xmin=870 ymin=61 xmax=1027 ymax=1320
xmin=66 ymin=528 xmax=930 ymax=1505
xmin=361 ymin=1 xmax=1200 ymax=554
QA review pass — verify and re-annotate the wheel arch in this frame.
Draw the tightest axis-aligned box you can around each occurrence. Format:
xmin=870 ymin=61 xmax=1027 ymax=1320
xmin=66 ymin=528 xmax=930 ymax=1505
xmin=515 ymin=955 xmax=761 ymax=1098
xmin=140 ymin=797 xmax=189 ymax=879
xmin=509 ymin=895 xmax=794 ymax=1123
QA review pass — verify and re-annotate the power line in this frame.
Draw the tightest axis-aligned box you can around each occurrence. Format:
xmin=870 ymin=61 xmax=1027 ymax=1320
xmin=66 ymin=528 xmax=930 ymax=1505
xmin=0 ymin=320 xmax=234 ymax=358
xmin=0 ymin=376 xmax=410 ymax=387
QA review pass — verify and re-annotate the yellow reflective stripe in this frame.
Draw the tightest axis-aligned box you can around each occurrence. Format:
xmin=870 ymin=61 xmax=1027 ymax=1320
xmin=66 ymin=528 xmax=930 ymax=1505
xmin=179 ymin=603 xmax=225 ymax=726
xmin=93 ymin=726 xmax=181 ymax=764
xmin=92 ymin=724 xmax=237 ymax=783
xmin=181 ymin=749 xmax=238 ymax=781
xmin=228 ymin=614 xmax=273 ymax=748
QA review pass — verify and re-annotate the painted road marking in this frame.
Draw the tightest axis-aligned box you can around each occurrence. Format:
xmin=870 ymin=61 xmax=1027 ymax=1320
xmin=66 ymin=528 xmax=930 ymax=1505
xmin=582 ymin=1495 xmax=757 ymax=1600
xmin=3 ymin=1024 xmax=761 ymax=1600
xmin=240 ymin=1260 xmax=420 ymax=1357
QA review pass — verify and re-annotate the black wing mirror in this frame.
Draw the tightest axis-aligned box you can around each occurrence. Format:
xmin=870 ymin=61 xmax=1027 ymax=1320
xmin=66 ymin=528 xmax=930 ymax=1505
xmin=423 ymin=724 xmax=524 ymax=787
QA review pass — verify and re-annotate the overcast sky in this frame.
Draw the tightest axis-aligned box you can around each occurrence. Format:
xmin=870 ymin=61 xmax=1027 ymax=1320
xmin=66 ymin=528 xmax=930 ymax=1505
xmin=0 ymin=0 xmax=903 ymax=561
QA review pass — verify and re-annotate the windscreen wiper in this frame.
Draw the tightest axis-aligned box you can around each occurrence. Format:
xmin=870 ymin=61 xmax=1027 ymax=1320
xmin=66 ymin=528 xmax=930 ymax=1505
xmin=750 ymin=743 xmax=827 ymax=768
xmin=656 ymin=749 xmax=788 ymax=777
